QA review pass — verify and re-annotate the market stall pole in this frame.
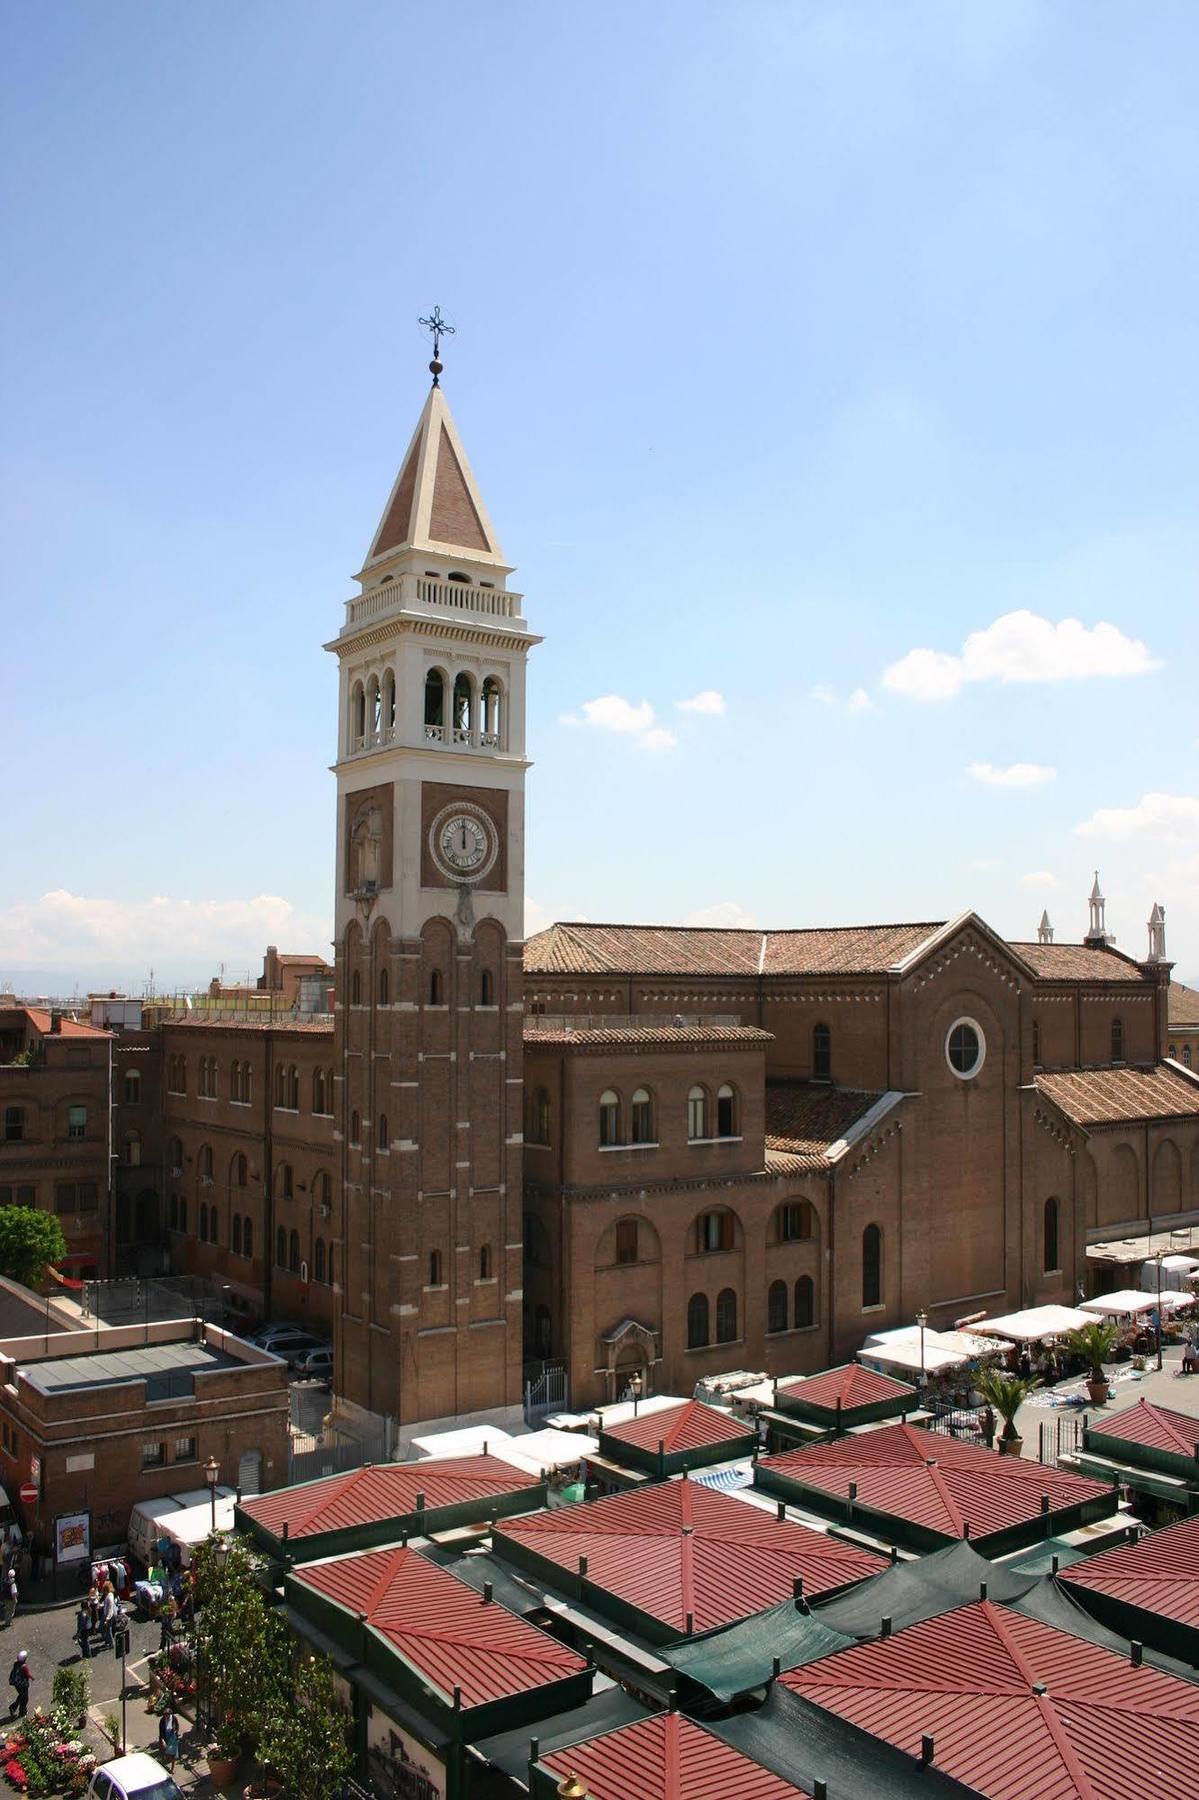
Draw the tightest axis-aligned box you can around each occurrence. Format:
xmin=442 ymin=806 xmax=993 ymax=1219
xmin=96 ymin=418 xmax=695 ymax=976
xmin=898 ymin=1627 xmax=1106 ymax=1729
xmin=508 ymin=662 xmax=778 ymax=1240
xmin=916 ymin=1310 xmax=928 ymax=1394
xmin=205 ymin=1455 xmax=218 ymax=1534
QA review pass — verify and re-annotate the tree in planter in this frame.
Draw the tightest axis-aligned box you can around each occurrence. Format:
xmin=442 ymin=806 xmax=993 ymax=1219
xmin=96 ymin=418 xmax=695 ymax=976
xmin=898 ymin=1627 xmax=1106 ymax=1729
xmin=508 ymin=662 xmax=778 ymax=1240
xmin=191 ymin=1534 xmax=284 ymax=1761
xmin=976 ymin=1369 xmax=1036 ymax=1449
xmin=0 ymin=1207 xmax=66 ymax=1289
xmin=258 ymin=1653 xmax=353 ymax=1800
xmin=1063 ymin=1321 xmax=1120 ymax=1398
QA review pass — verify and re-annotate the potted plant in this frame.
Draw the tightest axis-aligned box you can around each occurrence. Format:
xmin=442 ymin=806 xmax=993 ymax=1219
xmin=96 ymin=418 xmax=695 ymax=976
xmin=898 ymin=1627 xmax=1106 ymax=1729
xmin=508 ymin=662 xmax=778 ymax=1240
xmin=977 ymin=1369 xmax=1036 ymax=1457
xmin=1064 ymin=1321 xmax=1119 ymax=1405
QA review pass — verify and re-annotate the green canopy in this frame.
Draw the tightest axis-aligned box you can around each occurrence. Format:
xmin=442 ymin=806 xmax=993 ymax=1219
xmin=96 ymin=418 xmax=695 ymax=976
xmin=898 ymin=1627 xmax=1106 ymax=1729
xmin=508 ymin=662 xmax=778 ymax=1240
xmin=662 ymin=1598 xmax=857 ymax=1702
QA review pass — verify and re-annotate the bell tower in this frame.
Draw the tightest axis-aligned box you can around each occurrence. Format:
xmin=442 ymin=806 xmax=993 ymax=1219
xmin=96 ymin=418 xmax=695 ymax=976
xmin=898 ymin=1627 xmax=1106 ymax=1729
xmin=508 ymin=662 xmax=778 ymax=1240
xmin=326 ymin=325 xmax=539 ymax=1446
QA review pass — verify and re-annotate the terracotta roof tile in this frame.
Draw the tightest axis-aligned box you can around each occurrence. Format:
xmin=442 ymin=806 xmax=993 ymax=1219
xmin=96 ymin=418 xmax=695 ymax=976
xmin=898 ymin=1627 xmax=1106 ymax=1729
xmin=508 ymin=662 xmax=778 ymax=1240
xmin=239 ymin=1454 xmax=537 ymax=1540
xmin=1008 ymin=941 xmax=1151 ymax=983
xmin=784 ymin=1600 xmax=1199 ymax=1800
xmin=1035 ymin=1064 xmax=1199 ymax=1127
xmin=523 ymin=1023 xmax=773 ymax=1049
xmin=496 ymin=1480 xmax=884 ymax=1635
xmin=1170 ymin=983 xmax=1199 ymax=1029
xmin=784 ymin=1363 xmax=916 ymax=1415
xmin=163 ymin=1018 xmax=334 ymax=1035
xmin=543 ymin=1712 xmax=811 ymax=1800
xmin=295 ymin=1545 xmax=584 ymax=1707
xmin=760 ymin=1423 xmax=1110 ymax=1543
xmin=523 ymin=922 xmax=944 ymax=979
xmin=18 ymin=1008 xmax=108 ymax=1039
xmin=601 ymin=1399 xmax=754 ymax=1456
xmin=765 ymin=1083 xmax=887 ymax=1172
xmin=1062 ymin=1514 xmax=1199 ymax=1629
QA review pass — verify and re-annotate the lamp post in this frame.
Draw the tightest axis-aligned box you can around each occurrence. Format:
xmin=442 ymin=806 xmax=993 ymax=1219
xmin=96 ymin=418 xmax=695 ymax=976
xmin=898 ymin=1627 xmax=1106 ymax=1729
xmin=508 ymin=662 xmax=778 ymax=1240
xmin=1156 ymin=1251 xmax=1164 ymax=1373
xmin=205 ymin=1454 xmax=219 ymax=1533
xmin=630 ymin=1370 xmax=642 ymax=1417
xmin=916 ymin=1309 xmax=928 ymax=1392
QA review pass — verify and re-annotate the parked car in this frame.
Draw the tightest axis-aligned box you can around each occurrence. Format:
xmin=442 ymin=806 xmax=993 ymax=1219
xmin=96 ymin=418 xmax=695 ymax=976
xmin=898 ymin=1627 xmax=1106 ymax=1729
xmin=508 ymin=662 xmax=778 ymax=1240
xmin=283 ymin=1334 xmax=331 ymax=1370
xmin=87 ymin=1753 xmax=183 ymax=1800
xmin=248 ymin=1323 xmax=312 ymax=1355
xmin=291 ymin=1344 xmax=334 ymax=1380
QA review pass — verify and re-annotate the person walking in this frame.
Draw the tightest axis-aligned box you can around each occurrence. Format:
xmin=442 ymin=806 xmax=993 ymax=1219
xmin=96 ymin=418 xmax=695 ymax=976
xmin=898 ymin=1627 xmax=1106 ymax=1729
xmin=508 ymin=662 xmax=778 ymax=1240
xmin=158 ymin=1703 xmax=180 ymax=1773
xmin=74 ymin=1602 xmax=92 ymax=1661
xmin=99 ymin=1584 xmax=117 ymax=1649
xmin=8 ymin=1651 xmax=30 ymax=1718
xmin=158 ymin=1594 xmax=178 ymax=1652
xmin=87 ymin=1583 xmax=100 ymax=1632
xmin=3 ymin=1574 xmax=17 ymax=1630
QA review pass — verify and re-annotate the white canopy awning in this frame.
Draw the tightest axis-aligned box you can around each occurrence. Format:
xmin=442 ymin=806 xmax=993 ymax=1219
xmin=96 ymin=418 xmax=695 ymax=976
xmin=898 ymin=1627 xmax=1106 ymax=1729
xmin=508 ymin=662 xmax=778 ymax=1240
xmin=409 ymin=1423 xmax=511 ymax=1459
xmin=1163 ymin=1255 xmax=1199 ymax=1273
xmin=974 ymin=1305 xmax=1093 ymax=1342
xmin=1079 ymin=1289 xmax=1162 ymax=1318
xmin=858 ymin=1339 xmax=965 ymax=1376
xmin=488 ymin=1429 xmax=598 ymax=1477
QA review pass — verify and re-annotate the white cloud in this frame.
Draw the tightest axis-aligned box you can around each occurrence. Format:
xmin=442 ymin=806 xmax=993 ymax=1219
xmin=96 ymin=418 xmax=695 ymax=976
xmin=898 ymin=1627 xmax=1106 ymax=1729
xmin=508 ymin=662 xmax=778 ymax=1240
xmin=882 ymin=609 xmax=1160 ymax=701
xmin=846 ymin=687 xmax=874 ymax=714
xmin=810 ymin=685 xmax=837 ymax=706
xmin=967 ymin=761 xmax=1056 ymax=789
xmin=1020 ymin=870 xmax=1061 ymax=889
xmin=1075 ymin=792 xmax=1199 ymax=843
xmin=684 ymin=901 xmax=759 ymax=929
xmin=560 ymin=694 xmax=676 ymax=751
xmin=0 ymin=889 xmax=331 ymax=971
xmin=676 ymin=690 xmax=726 ymax=716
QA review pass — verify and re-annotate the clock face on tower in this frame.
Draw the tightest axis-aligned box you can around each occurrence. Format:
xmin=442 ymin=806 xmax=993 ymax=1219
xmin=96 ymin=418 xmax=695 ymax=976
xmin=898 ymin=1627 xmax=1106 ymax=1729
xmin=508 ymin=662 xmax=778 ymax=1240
xmin=429 ymin=803 xmax=499 ymax=883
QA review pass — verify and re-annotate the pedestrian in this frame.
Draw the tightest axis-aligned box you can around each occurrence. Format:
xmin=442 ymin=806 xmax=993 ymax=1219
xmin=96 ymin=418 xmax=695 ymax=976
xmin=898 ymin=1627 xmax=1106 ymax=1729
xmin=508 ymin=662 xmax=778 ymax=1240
xmin=3 ymin=1574 xmax=17 ymax=1630
xmin=158 ymin=1703 xmax=180 ymax=1772
xmin=74 ymin=1602 xmax=92 ymax=1661
xmin=87 ymin=1583 xmax=100 ymax=1631
xmin=100 ymin=1584 xmax=117 ymax=1649
xmin=8 ymin=1650 xmax=30 ymax=1719
xmin=158 ymin=1595 xmax=178 ymax=1651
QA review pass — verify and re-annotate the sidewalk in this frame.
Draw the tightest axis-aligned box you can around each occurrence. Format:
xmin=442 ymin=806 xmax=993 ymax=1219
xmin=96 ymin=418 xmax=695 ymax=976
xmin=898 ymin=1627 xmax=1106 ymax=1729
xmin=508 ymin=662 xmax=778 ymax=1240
xmin=1013 ymin=1339 xmax=1199 ymax=1455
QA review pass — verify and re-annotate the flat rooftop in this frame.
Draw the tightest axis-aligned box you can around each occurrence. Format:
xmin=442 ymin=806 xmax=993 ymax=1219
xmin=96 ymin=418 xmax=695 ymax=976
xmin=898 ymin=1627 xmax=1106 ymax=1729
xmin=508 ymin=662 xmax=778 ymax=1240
xmin=17 ymin=1338 xmax=238 ymax=1401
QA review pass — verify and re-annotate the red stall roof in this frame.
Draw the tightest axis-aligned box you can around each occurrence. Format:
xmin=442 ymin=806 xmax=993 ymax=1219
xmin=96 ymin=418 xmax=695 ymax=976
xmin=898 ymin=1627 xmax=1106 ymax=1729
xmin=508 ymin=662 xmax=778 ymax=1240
xmin=785 ymin=1363 xmax=916 ymax=1414
xmin=784 ymin=1599 xmax=1199 ymax=1800
xmin=296 ymin=1545 xmax=584 ymax=1708
xmin=602 ymin=1398 xmax=753 ymax=1457
xmin=1090 ymin=1397 xmax=1199 ymax=1460
xmin=1063 ymin=1515 xmax=1199 ymax=1630
xmin=240 ymin=1454 xmax=537 ymax=1540
xmin=543 ymin=1710 xmax=812 ymax=1800
xmin=496 ymin=1479 xmax=884 ymax=1635
xmin=761 ymin=1423 xmax=1109 ymax=1542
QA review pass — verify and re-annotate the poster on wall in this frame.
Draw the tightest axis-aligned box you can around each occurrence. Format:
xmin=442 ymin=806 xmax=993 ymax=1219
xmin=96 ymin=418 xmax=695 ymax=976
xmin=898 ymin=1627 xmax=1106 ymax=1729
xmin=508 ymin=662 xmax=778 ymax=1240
xmin=366 ymin=1708 xmax=444 ymax=1800
xmin=54 ymin=1512 xmax=90 ymax=1565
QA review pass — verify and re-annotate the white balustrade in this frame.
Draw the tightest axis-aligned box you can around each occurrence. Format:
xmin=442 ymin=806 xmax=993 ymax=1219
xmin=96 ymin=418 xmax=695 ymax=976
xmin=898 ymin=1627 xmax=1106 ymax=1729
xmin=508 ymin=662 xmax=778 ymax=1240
xmin=344 ymin=574 xmax=522 ymax=628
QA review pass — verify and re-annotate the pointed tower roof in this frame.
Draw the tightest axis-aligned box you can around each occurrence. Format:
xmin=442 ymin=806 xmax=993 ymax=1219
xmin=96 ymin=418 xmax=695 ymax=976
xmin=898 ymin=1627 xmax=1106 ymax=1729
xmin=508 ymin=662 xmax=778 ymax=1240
xmin=1090 ymin=870 xmax=1104 ymax=902
xmin=364 ymin=384 xmax=506 ymax=570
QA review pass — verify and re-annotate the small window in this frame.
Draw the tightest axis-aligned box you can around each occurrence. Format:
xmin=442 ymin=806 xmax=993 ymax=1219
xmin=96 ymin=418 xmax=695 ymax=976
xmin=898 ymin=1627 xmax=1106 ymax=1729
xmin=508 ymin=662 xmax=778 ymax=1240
xmin=697 ymin=1210 xmax=734 ymax=1254
xmin=379 ymin=968 xmax=389 ymax=1005
xmin=142 ymin=1441 xmax=166 ymax=1470
xmin=715 ymin=1287 xmax=738 ymax=1344
xmin=479 ymin=1243 xmax=492 ymax=1280
xmin=429 ymin=969 xmax=443 ymax=1006
xmin=123 ymin=1071 xmax=141 ymax=1104
xmin=1186 ymin=1047 xmax=1194 ymax=1070
xmin=598 ymin=1089 xmax=620 ymax=1148
xmin=778 ymin=1201 xmax=813 ymax=1243
xmin=614 ymin=1220 xmax=639 ymax=1265
xmin=208 ymin=1207 xmax=220 ymax=1247
xmin=243 ymin=1218 xmax=253 ymax=1259
xmin=1111 ymin=1016 xmax=1124 ymax=1063
xmin=232 ymin=1215 xmax=242 ymax=1256
xmin=234 ymin=1153 xmax=247 ymax=1187
xmin=529 ymin=1087 xmax=551 ymax=1146
xmin=67 ymin=1105 xmax=87 ymax=1140
xmin=169 ymin=1137 xmax=183 ymax=1176
xmin=3 ymin=1108 xmax=23 ymax=1143
xmin=313 ymin=1069 xmax=326 ymax=1114
xmin=480 ymin=969 xmax=494 ymax=1006
xmin=289 ymin=1230 xmax=300 ymax=1274
xmin=199 ymin=1202 xmax=209 ymax=1244
xmin=199 ymin=1145 xmax=214 ymax=1183
xmin=687 ymin=1292 xmax=709 ymax=1349
xmin=174 ymin=1436 xmax=197 ymax=1463
xmin=687 ymin=1086 xmax=707 ymax=1141
xmin=1169 ymin=1044 xmax=1178 ymax=1060
xmin=1032 ymin=1019 xmax=1041 ymax=1067
xmin=767 ymin=1279 xmax=788 ymax=1334
xmin=813 ymin=1022 xmax=832 ymax=1081
xmin=1044 ymin=1197 xmax=1060 ymax=1274
xmin=351 ymin=970 xmax=362 ymax=1005
xmin=862 ymin=1223 xmax=883 ymax=1308
xmin=124 ymin=1132 xmax=141 ymax=1167
xmin=314 ymin=1238 xmax=326 ymax=1282
xmin=276 ymin=1226 xmax=286 ymax=1268
xmin=716 ymin=1084 xmax=736 ymax=1138
xmin=946 ymin=1018 xmax=985 ymax=1080
xmin=794 ymin=1275 xmax=814 ymax=1330
xmin=378 ymin=1113 xmax=389 ymax=1150
xmin=278 ymin=1163 xmax=293 ymax=1200
xmin=428 ymin=1249 xmax=443 ymax=1287
xmin=315 ymin=1171 xmax=332 ymax=1211
xmin=631 ymin=1088 xmax=653 ymax=1144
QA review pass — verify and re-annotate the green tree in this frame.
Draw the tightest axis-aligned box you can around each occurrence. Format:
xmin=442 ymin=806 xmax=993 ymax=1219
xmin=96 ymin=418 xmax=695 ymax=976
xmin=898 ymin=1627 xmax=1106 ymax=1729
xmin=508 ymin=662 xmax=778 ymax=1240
xmin=192 ymin=1534 xmax=284 ymax=1757
xmin=258 ymin=1652 xmax=353 ymax=1800
xmin=0 ymin=1206 xmax=67 ymax=1288
xmin=976 ymin=1369 xmax=1036 ymax=1442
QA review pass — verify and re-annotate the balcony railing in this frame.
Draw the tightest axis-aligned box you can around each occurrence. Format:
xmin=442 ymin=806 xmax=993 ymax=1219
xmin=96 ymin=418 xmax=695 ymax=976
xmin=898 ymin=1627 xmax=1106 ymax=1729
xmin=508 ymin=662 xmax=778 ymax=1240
xmin=344 ymin=573 xmax=521 ymax=629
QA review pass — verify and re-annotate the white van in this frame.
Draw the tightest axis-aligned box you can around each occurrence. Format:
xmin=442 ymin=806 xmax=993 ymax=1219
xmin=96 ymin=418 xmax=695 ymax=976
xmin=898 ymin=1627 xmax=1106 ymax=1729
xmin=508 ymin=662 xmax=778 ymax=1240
xmin=127 ymin=1486 xmax=235 ymax=1569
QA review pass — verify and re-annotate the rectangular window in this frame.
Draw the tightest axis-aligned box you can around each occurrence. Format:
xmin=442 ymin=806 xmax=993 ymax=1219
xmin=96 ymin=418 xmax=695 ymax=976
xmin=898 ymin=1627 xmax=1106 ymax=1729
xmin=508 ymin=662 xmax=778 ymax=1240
xmin=16 ymin=1186 xmax=33 ymax=1207
xmin=55 ymin=1183 xmax=77 ymax=1214
xmin=142 ymin=1441 xmax=166 ymax=1469
xmin=67 ymin=1105 xmax=87 ymax=1139
xmin=698 ymin=1211 xmax=733 ymax=1253
xmin=3 ymin=1108 xmax=24 ymax=1143
xmin=779 ymin=1202 xmax=812 ymax=1243
xmin=78 ymin=1183 xmax=98 ymax=1212
xmin=174 ymin=1436 xmax=197 ymax=1463
xmin=615 ymin=1220 xmax=639 ymax=1265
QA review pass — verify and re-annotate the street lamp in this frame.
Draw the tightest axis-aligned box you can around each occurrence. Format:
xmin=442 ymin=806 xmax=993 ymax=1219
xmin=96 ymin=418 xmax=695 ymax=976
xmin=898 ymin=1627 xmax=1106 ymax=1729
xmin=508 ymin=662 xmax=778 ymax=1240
xmin=1155 ymin=1251 xmax=1164 ymax=1373
xmin=205 ymin=1454 xmax=219 ymax=1532
xmin=629 ymin=1371 xmax=642 ymax=1417
xmin=557 ymin=1777 xmax=590 ymax=1800
xmin=916 ymin=1309 xmax=928 ymax=1391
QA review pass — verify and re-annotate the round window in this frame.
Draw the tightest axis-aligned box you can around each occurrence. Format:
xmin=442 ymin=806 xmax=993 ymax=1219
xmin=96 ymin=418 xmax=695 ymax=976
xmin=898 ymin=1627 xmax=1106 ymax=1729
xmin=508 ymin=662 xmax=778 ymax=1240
xmin=946 ymin=1017 xmax=985 ymax=1080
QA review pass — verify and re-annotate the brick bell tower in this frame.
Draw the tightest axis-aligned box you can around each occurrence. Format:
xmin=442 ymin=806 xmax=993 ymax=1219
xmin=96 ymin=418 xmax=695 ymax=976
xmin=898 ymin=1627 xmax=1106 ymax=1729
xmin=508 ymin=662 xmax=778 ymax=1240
xmin=326 ymin=323 xmax=538 ymax=1447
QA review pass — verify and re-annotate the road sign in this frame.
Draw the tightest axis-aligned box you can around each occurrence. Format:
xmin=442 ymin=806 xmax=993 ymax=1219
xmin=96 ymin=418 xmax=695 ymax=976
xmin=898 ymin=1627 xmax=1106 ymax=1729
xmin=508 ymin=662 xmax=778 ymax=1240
xmin=17 ymin=1482 xmax=37 ymax=1506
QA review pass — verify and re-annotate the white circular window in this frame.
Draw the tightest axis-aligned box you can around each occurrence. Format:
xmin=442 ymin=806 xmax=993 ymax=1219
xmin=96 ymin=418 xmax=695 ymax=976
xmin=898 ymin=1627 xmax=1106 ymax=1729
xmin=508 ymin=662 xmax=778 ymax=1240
xmin=946 ymin=1017 xmax=985 ymax=1080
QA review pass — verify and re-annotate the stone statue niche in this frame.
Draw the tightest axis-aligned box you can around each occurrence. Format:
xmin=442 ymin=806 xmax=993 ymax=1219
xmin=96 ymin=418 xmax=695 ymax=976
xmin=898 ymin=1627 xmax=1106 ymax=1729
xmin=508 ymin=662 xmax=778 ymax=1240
xmin=351 ymin=804 xmax=383 ymax=893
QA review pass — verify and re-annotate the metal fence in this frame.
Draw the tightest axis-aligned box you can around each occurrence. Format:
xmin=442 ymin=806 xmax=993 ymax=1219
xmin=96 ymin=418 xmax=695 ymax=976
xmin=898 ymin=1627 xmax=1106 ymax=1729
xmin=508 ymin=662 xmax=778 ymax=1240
xmin=921 ymin=1405 xmax=994 ymax=1448
xmin=80 ymin=1275 xmax=238 ymax=1330
xmin=285 ymin=1384 xmax=387 ymax=1488
xmin=1037 ymin=1411 xmax=1086 ymax=1467
xmin=524 ymin=1361 xmax=569 ymax=1423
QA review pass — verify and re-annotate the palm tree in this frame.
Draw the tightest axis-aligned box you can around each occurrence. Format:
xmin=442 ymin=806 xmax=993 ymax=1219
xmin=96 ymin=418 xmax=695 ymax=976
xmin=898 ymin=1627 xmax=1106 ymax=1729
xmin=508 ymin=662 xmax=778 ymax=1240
xmin=1064 ymin=1320 xmax=1119 ymax=1401
xmin=977 ymin=1369 xmax=1036 ymax=1450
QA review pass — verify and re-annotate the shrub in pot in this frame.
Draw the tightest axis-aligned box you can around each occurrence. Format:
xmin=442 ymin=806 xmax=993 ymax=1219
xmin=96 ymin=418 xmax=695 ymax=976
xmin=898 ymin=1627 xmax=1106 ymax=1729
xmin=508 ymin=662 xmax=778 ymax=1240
xmin=1063 ymin=1321 xmax=1119 ymax=1404
xmin=976 ymin=1369 xmax=1036 ymax=1457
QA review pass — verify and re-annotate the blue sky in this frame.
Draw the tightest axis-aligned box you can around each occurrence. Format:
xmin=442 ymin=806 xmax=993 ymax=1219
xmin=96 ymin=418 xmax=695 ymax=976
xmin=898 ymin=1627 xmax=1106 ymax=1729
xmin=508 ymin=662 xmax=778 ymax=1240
xmin=2 ymin=0 xmax=1197 ymax=990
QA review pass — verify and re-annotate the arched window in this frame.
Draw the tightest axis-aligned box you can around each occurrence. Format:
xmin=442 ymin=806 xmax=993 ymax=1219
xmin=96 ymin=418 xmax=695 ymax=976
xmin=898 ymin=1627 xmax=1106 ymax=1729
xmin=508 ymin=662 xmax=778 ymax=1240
xmin=598 ymin=1090 xmax=620 ymax=1148
xmin=243 ymin=1218 xmax=253 ymax=1259
xmin=312 ymin=1069 xmax=325 ymax=1114
xmin=379 ymin=968 xmax=389 ymax=1005
xmin=767 ymin=1280 xmax=788 ymax=1334
xmin=352 ymin=681 xmax=366 ymax=744
xmin=429 ymin=969 xmax=443 ymax=1005
xmin=326 ymin=1240 xmax=332 ymax=1286
xmin=862 ymin=1223 xmax=883 ymax=1308
xmin=234 ymin=1153 xmax=247 ymax=1188
xmin=614 ymin=1219 xmax=639 ymax=1264
xmin=1032 ymin=1019 xmax=1041 ymax=1066
xmin=123 ymin=1071 xmax=140 ymax=1104
xmin=481 ymin=677 xmax=503 ymax=744
xmin=169 ymin=1194 xmax=179 ymax=1231
xmin=199 ymin=1145 xmax=213 ymax=1183
xmin=168 ymin=1137 xmax=183 ymax=1176
xmin=716 ymin=1084 xmax=737 ymax=1138
xmin=479 ymin=1244 xmax=492 ymax=1280
xmin=794 ymin=1275 xmax=814 ymax=1329
xmin=1044 ymin=1197 xmax=1060 ymax=1273
xmin=716 ymin=1288 xmax=738 ymax=1344
xmin=813 ymin=1022 xmax=832 ymax=1081
xmin=124 ymin=1132 xmax=141 ymax=1167
xmin=1169 ymin=1044 xmax=1178 ymax=1060
xmin=1111 ymin=1017 xmax=1125 ymax=1062
xmin=452 ymin=672 xmax=474 ymax=736
xmin=777 ymin=1201 xmax=813 ymax=1243
xmin=198 ymin=1202 xmax=208 ymax=1242
xmin=277 ymin=1163 xmax=293 ymax=1200
xmin=315 ymin=1171 xmax=332 ymax=1212
xmin=428 ymin=1249 xmax=443 ymax=1286
xmin=687 ymin=1086 xmax=707 ymax=1141
xmin=480 ymin=969 xmax=494 ymax=1006
xmin=382 ymin=668 xmax=395 ymax=731
xmin=288 ymin=1065 xmax=299 ymax=1109
xmin=276 ymin=1226 xmax=288 ymax=1268
xmin=631 ymin=1088 xmax=654 ymax=1144
xmin=377 ymin=1114 xmax=389 ymax=1151
xmin=232 ymin=1214 xmax=242 ymax=1255
xmin=687 ymin=1292 xmax=710 ymax=1349
xmin=208 ymin=1208 xmax=219 ymax=1248
xmin=274 ymin=1065 xmax=286 ymax=1108
xmin=696 ymin=1210 xmax=734 ymax=1254
xmin=314 ymin=1238 xmax=325 ymax=1283
xmin=1186 ymin=1047 xmax=1194 ymax=1069
xmin=351 ymin=970 xmax=362 ymax=1006
xmin=424 ymin=669 xmax=445 ymax=732
xmin=179 ymin=1198 xmax=187 ymax=1234
xmin=366 ymin=673 xmax=380 ymax=742
xmin=528 ymin=1087 xmax=551 ymax=1145
xmin=350 ymin=1111 xmax=360 ymax=1145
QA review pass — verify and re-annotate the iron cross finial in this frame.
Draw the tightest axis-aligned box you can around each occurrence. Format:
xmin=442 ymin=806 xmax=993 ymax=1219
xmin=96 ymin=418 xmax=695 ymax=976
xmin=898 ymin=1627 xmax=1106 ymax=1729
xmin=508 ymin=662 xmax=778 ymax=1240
xmin=419 ymin=306 xmax=456 ymax=385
